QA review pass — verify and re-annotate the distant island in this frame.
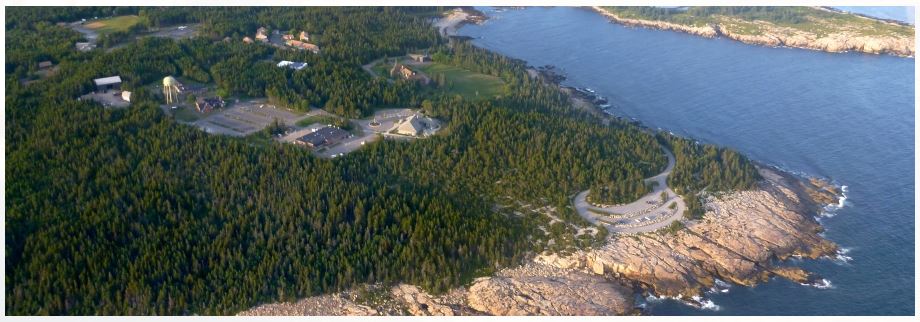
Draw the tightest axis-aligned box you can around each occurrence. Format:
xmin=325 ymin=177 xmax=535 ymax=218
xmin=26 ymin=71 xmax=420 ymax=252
xmin=593 ymin=6 xmax=915 ymax=57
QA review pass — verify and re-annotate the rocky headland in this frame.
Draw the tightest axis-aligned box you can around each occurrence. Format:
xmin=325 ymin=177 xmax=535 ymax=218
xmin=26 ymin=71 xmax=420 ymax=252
xmin=238 ymin=164 xmax=844 ymax=315
xmin=591 ymin=6 xmax=915 ymax=57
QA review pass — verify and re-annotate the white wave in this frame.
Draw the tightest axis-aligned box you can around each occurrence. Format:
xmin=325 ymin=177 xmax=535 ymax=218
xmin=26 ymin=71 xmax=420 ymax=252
xmin=690 ymin=296 xmax=721 ymax=311
xmin=823 ymin=185 xmax=848 ymax=213
xmin=707 ymin=279 xmax=732 ymax=294
xmin=834 ymin=248 xmax=853 ymax=264
xmin=645 ymin=293 xmax=681 ymax=303
xmin=837 ymin=185 xmax=848 ymax=208
xmin=801 ymin=278 xmax=834 ymax=289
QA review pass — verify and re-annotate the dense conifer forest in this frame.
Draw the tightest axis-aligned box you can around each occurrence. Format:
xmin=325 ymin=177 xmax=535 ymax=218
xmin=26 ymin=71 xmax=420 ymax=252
xmin=6 ymin=6 xmax=760 ymax=315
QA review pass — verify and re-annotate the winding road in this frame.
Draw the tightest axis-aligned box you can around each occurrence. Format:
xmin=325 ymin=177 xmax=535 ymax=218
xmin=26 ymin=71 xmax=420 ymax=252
xmin=573 ymin=146 xmax=686 ymax=234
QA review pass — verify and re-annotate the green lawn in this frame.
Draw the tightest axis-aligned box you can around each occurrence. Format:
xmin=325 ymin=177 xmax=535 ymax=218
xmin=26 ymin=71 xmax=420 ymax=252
xmin=419 ymin=62 xmax=506 ymax=100
xmin=85 ymin=15 xmax=143 ymax=34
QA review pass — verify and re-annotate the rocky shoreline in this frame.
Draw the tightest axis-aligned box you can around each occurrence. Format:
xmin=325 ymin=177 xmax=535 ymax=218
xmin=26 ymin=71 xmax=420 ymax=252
xmin=591 ymin=6 xmax=915 ymax=58
xmin=238 ymin=165 xmax=845 ymax=316
xmin=238 ymin=8 xmax=848 ymax=315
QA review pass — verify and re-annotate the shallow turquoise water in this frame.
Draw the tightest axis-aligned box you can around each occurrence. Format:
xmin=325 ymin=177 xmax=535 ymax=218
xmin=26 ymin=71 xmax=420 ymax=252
xmin=460 ymin=6 xmax=915 ymax=315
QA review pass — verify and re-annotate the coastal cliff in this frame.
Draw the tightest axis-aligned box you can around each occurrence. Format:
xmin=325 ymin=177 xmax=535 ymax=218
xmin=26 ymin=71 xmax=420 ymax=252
xmin=560 ymin=166 xmax=840 ymax=300
xmin=592 ymin=6 xmax=915 ymax=57
xmin=239 ymin=166 xmax=843 ymax=315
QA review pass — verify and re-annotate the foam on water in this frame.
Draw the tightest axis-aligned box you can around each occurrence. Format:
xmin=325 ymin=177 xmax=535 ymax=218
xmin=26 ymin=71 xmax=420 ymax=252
xmin=834 ymin=248 xmax=854 ymax=264
xmin=691 ymin=296 xmax=722 ymax=311
xmin=708 ymin=279 xmax=732 ymax=294
xmin=644 ymin=293 xmax=721 ymax=311
xmin=801 ymin=279 xmax=834 ymax=289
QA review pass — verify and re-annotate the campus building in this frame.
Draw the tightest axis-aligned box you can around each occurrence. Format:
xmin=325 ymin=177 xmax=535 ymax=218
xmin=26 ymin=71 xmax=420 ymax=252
xmin=295 ymin=126 xmax=351 ymax=148
xmin=93 ymin=76 xmax=122 ymax=92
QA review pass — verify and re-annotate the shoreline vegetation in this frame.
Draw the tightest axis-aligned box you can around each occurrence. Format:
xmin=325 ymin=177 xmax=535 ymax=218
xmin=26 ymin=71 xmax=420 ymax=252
xmin=7 ymin=6 xmax=844 ymax=316
xmin=592 ymin=6 xmax=915 ymax=57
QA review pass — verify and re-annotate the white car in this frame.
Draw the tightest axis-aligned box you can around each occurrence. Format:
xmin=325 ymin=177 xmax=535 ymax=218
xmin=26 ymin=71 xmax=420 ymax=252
xmin=171 ymin=106 xmax=178 ymax=109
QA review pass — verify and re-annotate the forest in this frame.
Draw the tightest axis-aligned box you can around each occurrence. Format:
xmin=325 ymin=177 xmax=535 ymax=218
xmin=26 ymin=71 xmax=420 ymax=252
xmin=659 ymin=133 xmax=761 ymax=219
xmin=6 ymin=6 xmax=760 ymax=315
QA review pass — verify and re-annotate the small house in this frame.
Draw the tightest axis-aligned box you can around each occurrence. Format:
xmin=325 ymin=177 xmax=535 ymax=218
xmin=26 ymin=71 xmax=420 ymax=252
xmin=121 ymin=91 xmax=132 ymax=102
xmin=390 ymin=62 xmax=416 ymax=80
xmin=38 ymin=61 xmax=53 ymax=70
xmin=255 ymin=27 xmax=269 ymax=42
xmin=243 ymin=36 xmax=254 ymax=44
xmin=298 ymin=31 xmax=310 ymax=42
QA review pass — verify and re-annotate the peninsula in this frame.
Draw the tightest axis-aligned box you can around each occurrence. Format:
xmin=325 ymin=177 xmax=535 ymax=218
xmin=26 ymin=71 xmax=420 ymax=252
xmin=593 ymin=6 xmax=915 ymax=57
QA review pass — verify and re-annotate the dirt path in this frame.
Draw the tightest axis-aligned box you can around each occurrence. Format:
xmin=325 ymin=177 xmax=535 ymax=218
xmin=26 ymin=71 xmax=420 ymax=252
xmin=573 ymin=146 xmax=686 ymax=234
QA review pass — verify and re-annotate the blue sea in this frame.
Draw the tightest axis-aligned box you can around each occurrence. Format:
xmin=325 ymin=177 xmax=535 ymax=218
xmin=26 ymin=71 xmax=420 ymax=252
xmin=459 ymin=6 xmax=915 ymax=315
xmin=832 ymin=6 xmax=915 ymax=24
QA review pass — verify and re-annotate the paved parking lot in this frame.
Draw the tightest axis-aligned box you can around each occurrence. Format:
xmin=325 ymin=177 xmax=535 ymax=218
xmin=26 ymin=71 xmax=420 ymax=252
xmin=80 ymin=90 xmax=130 ymax=108
xmin=145 ymin=24 xmax=199 ymax=40
xmin=193 ymin=99 xmax=309 ymax=136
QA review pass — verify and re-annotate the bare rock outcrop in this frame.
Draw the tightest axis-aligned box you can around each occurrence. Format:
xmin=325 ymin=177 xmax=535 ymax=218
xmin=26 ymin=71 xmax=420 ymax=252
xmin=390 ymin=284 xmax=460 ymax=316
xmin=555 ymin=166 xmax=838 ymax=299
xmin=237 ymin=292 xmax=379 ymax=316
xmin=465 ymin=262 xmax=633 ymax=315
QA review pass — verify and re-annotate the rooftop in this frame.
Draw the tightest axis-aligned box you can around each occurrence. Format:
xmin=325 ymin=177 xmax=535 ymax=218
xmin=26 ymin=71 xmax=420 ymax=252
xmin=93 ymin=76 xmax=122 ymax=86
xmin=297 ymin=127 xmax=350 ymax=147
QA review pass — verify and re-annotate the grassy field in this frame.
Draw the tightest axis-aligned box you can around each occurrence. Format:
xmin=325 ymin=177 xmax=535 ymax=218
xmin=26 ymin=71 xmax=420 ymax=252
xmin=85 ymin=15 xmax=144 ymax=34
xmin=419 ymin=62 xmax=506 ymax=100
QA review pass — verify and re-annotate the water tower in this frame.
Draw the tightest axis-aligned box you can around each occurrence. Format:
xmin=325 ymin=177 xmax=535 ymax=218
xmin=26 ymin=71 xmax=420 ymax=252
xmin=162 ymin=76 xmax=182 ymax=104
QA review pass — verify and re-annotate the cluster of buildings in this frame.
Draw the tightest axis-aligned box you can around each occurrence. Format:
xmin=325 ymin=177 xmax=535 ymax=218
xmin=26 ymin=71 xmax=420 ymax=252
xmin=247 ymin=27 xmax=320 ymax=54
xmin=294 ymin=126 xmax=351 ymax=148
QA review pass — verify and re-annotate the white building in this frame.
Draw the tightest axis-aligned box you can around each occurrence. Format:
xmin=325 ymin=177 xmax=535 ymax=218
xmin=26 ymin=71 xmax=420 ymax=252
xmin=393 ymin=114 xmax=427 ymax=136
xmin=277 ymin=60 xmax=308 ymax=70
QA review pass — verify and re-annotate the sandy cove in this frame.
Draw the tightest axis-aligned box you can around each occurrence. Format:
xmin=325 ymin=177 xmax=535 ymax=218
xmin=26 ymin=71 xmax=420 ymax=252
xmin=591 ymin=6 xmax=915 ymax=58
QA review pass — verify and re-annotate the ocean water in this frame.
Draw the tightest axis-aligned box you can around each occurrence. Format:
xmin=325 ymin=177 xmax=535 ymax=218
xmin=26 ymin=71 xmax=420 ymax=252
xmin=831 ymin=6 xmax=915 ymax=24
xmin=459 ymin=7 xmax=915 ymax=315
